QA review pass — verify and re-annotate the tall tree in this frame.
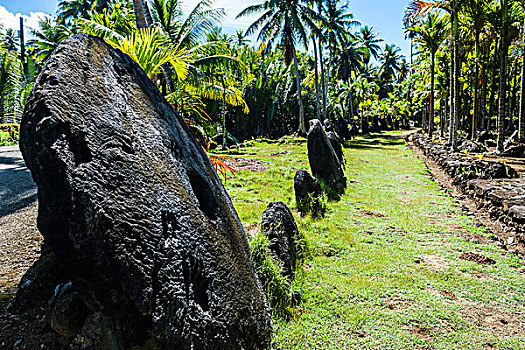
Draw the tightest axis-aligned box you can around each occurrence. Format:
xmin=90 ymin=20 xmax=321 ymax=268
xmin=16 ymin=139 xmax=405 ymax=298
xmin=358 ymin=26 xmax=383 ymax=79
xmin=463 ymin=0 xmax=488 ymax=140
xmin=407 ymin=13 xmax=446 ymax=137
xmin=321 ymin=0 xmax=360 ymax=81
xmin=133 ymin=0 xmax=154 ymax=29
xmin=379 ymin=44 xmax=403 ymax=83
xmin=29 ymin=18 xmax=75 ymax=62
xmin=406 ymin=0 xmax=465 ymax=149
xmin=57 ymin=0 xmax=96 ymax=24
xmin=518 ymin=1 xmax=525 ymax=140
xmin=238 ymin=0 xmax=322 ymax=134
xmin=496 ymin=0 xmax=508 ymax=153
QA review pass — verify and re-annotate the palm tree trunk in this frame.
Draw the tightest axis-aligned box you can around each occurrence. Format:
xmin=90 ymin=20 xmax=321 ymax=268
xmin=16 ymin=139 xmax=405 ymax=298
xmin=133 ymin=0 xmax=153 ymax=29
xmin=472 ymin=29 xmax=480 ymax=140
xmin=448 ymin=41 xmax=454 ymax=144
xmin=312 ymin=36 xmax=321 ymax=121
xmin=518 ymin=18 xmax=525 ymax=141
xmin=429 ymin=51 xmax=435 ymax=138
xmin=293 ymin=48 xmax=306 ymax=134
xmin=509 ymin=58 xmax=517 ymax=133
xmin=20 ymin=17 xmax=26 ymax=77
xmin=480 ymin=63 xmax=487 ymax=131
xmin=318 ymin=39 xmax=327 ymax=121
xmin=348 ymin=88 xmax=355 ymax=123
xmin=488 ymin=46 xmax=499 ymax=132
xmin=441 ymin=94 xmax=447 ymax=138
xmin=496 ymin=0 xmax=508 ymax=153
xmin=451 ymin=7 xmax=460 ymax=150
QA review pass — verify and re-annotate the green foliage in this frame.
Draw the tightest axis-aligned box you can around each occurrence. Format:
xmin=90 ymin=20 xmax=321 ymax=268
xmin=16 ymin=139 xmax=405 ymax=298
xmin=224 ymin=132 xmax=525 ymax=349
xmin=249 ymin=231 xmax=293 ymax=317
xmin=0 ymin=130 xmax=13 ymax=146
xmin=296 ymin=191 xmax=327 ymax=219
xmin=0 ymin=123 xmax=18 ymax=145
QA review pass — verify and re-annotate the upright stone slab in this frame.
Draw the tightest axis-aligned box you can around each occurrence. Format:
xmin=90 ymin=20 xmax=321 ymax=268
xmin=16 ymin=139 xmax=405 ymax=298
xmin=20 ymin=34 xmax=271 ymax=349
xmin=294 ymin=170 xmax=323 ymax=216
xmin=307 ymin=119 xmax=346 ymax=197
xmin=326 ymin=131 xmax=344 ymax=165
xmin=261 ymin=202 xmax=301 ymax=278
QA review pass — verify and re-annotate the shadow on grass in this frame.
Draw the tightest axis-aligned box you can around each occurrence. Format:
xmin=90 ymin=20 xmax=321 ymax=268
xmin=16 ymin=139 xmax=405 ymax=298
xmin=343 ymin=132 xmax=406 ymax=150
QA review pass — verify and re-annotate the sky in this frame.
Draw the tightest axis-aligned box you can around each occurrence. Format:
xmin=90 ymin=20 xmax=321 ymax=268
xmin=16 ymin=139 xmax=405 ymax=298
xmin=0 ymin=0 xmax=412 ymax=59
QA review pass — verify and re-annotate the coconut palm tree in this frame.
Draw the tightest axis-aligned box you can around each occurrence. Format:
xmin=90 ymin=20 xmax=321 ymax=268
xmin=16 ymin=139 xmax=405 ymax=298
xmin=234 ymin=30 xmax=250 ymax=47
xmin=321 ymin=0 xmax=360 ymax=79
xmin=406 ymin=0 xmax=465 ymax=149
xmin=333 ymin=38 xmax=366 ymax=122
xmin=496 ymin=0 xmax=509 ymax=153
xmin=3 ymin=29 xmax=18 ymax=51
xmin=238 ymin=0 xmax=322 ymax=134
xmin=462 ymin=0 xmax=488 ymax=139
xmin=517 ymin=0 xmax=525 ymax=141
xmin=58 ymin=0 xmax=95 ymax=24
xmin=407 ymin=13 xmax=446 ymax=137
xmin=29 ymin=17 xmax=75 ymax=62
xmin=357 ymin=26 xmax=383 ymax=78
xmin=311 ymin=0 xmax=328 ymax=120
xmin=379 ymin=44 xmax=403 ymax=83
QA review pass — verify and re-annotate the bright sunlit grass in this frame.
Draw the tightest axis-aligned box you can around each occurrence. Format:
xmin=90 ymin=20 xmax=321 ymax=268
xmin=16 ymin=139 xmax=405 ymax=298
xmin=217 ymin=131 xmax=525 ymax=350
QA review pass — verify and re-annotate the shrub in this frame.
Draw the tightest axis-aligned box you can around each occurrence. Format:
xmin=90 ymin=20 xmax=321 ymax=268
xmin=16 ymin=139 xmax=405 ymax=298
xmin=0 ymin=123 xmax=20 ymax=146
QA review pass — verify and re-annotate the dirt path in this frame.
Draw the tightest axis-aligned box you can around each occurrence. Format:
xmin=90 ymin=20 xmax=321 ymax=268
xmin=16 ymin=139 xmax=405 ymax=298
xmin=0 ymin=146 xmax=37 ymax=218
xmin=0 ymin=147 xmax=41 ymax=336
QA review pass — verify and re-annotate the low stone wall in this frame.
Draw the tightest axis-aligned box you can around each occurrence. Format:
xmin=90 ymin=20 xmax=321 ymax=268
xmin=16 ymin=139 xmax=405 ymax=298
xmin=467 ymin=179 xmax=525 ymax=243
xmin=409 ymin=132 xmax=525 ymax=252
xmin=411 ymin=132 xmax=517 ymax=188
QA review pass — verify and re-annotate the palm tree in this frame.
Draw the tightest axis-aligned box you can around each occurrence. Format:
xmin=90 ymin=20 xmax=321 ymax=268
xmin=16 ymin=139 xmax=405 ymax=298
xmin=334 ymin=38 xmax=365 ymax=122
xmin=357 ymin=26 xmax=383 ymax=78
xmin=3 ymin=29 xmax=18 ymax=51
xmin=312 ymin=0 xmax=328 ymax=120
xmin=238 ymin=0 xmax=321 ymax=134
xmin=322 ymin=0 xmax=360 ymax=79
xmin=234 ymin=30 xmax=250 ymax=47
xmin=407 ymin=13 xmax=446 ymax=137
xmin=463 ymin=0 xmax=488 ymax=139
xmin=29 ymin=17 xmax=75 ymax=62
xmin=517 ymin=0 xmax=525 ymax=141
xmin=406 ymin=0 xmax=465 ymax=149
xmin=379 ymin=44 xmax=403 ymax=83
xmin=58 ymin=0 xmax=95 ymax=24
xmin=0 ymin=48 xmax=23 ymax=122
xmin=310 ymin=30 xmax=322 ymax=120
xmin=132 ymin=0 xmax=153 ymax=29
xmin=496 ymin=0 xmax=509 ymax=153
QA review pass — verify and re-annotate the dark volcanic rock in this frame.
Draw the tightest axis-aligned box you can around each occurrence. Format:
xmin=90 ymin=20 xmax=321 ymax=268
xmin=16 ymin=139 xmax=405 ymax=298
xmin=261 ymin=202 xmax=301 ymax=278
xmin=294 ymin=170 xmax=323 ymax=216
xmin=457 ymin=139 xmax=487 ymax=153
xmin=323 ymin=119 xmax=333 ymax=132
xmin=326 ymin=131 xmax=344 ymax=165
xmin=307 ymin=119 xmax=346 ymax=197
xmin=19 ymin=34 xmax=271 ymax=349
xmin=502 ymin=144 xmax=525 ymax=157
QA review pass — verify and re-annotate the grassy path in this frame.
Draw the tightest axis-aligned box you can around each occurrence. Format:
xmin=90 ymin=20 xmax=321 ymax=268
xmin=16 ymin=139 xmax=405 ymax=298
xmin=221 ymin=131 xmax=525 ymax=350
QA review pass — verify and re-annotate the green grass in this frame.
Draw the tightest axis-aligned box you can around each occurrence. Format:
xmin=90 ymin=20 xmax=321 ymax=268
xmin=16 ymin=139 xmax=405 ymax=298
xmin=216 ymin=131 xmax=525 ymax=350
